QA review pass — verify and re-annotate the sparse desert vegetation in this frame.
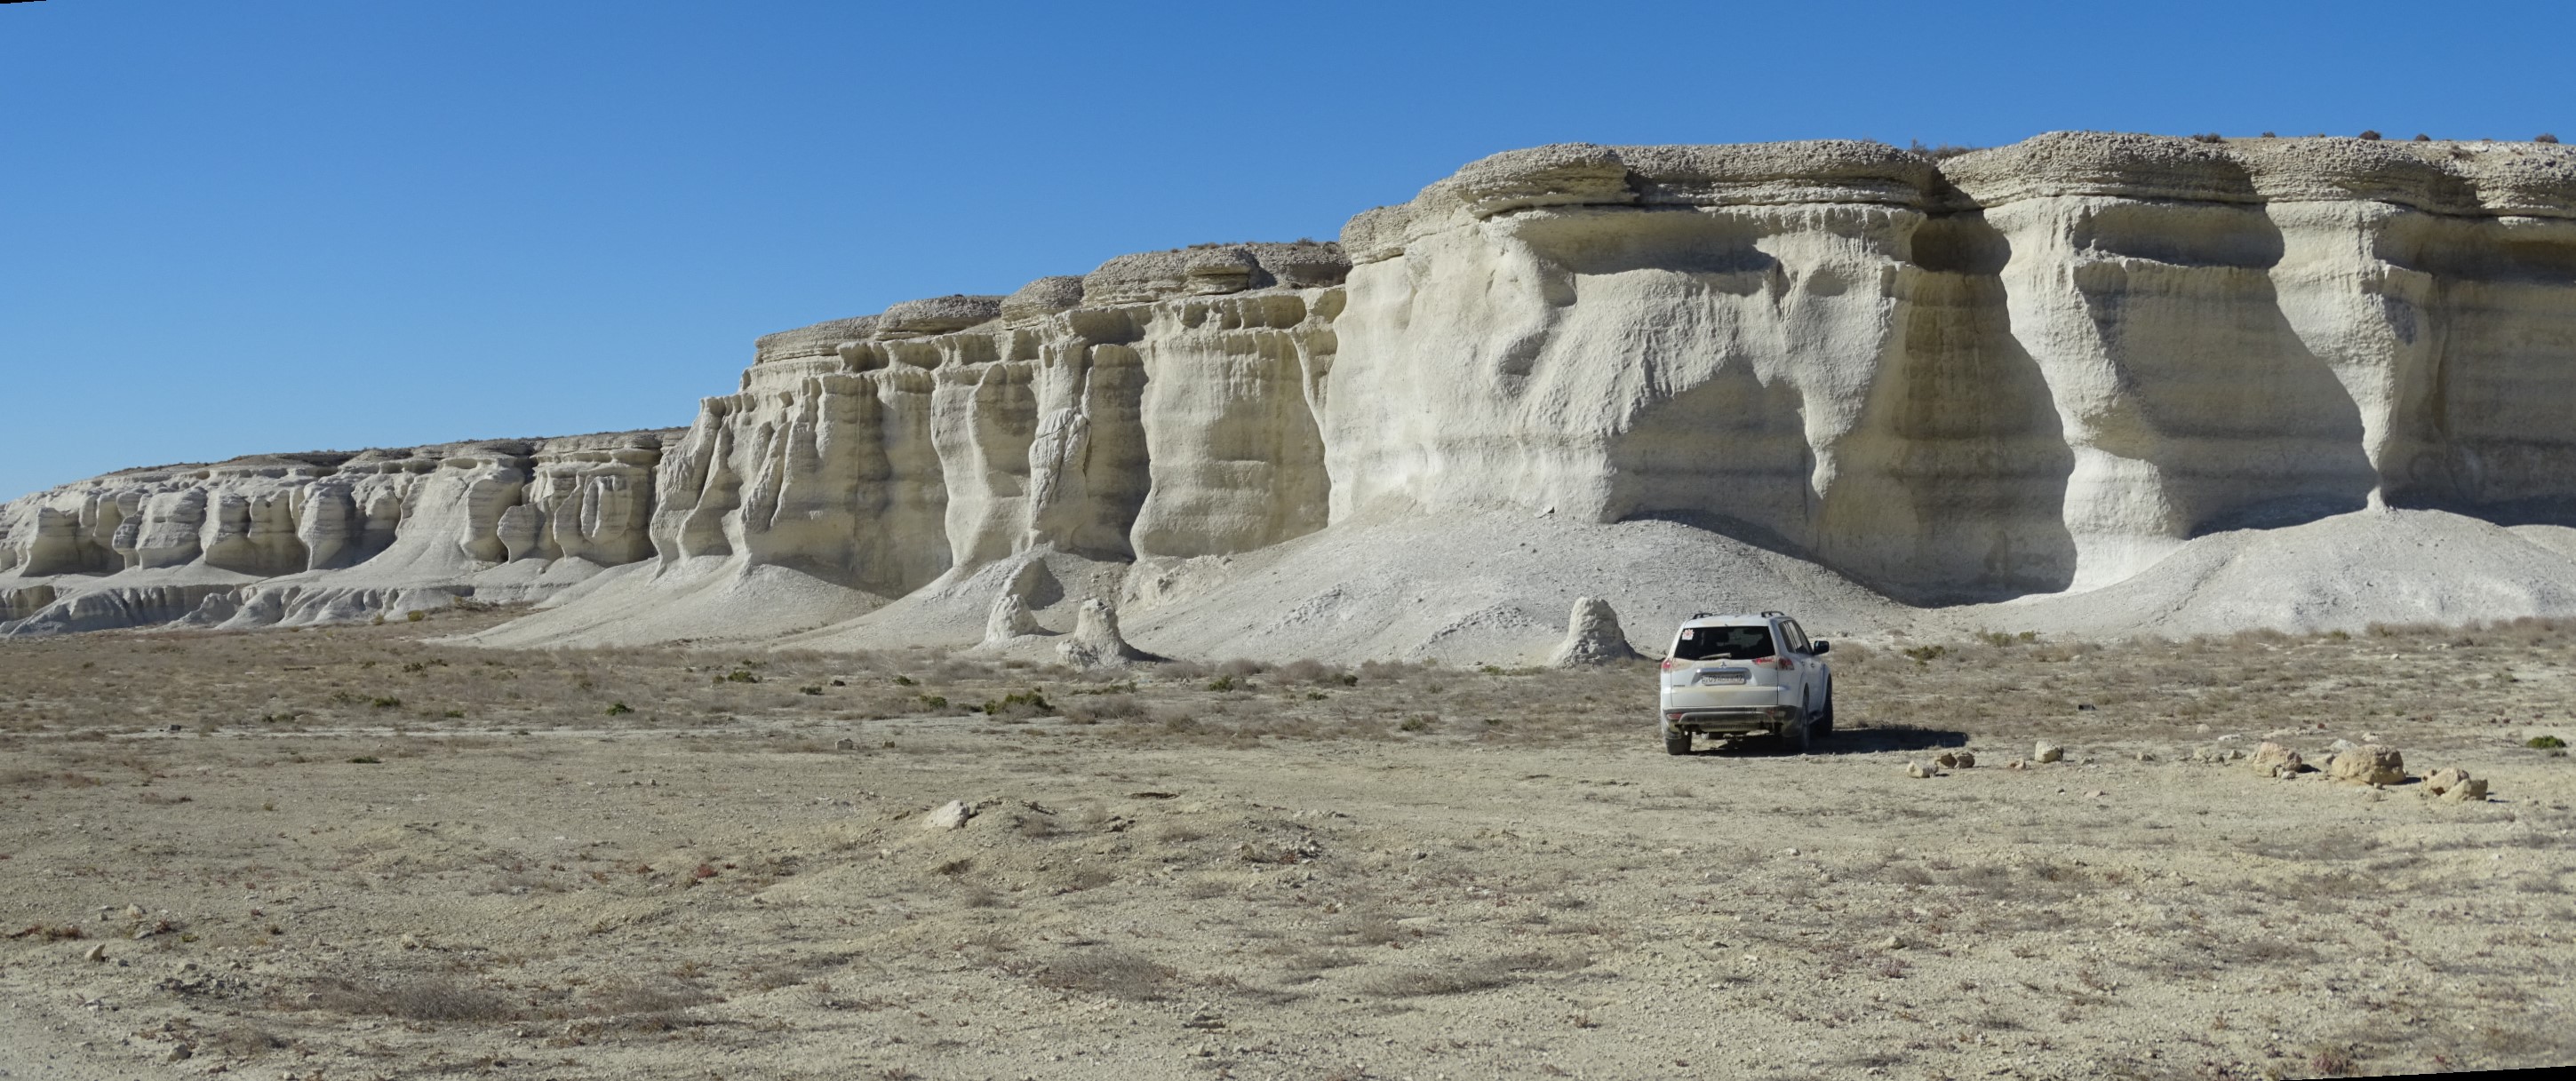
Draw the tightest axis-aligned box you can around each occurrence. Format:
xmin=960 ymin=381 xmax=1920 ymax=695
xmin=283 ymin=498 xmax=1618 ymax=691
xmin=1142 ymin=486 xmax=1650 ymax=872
xmin=2 ymin=610 xmax=2572 ymax=1078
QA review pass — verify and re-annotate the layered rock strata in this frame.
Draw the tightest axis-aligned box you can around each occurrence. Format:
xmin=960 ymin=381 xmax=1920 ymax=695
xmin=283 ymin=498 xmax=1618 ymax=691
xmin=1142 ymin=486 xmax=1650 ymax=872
xmin=649 ymin=241 xmax=1344 ymax=602
xmin=0 ymin=432 xmax=678 ymax=634
xmin=1336 ymin=133 xmax=2576 ymax=599
xmin=17 ymin=132 xmax=2576 ymax=655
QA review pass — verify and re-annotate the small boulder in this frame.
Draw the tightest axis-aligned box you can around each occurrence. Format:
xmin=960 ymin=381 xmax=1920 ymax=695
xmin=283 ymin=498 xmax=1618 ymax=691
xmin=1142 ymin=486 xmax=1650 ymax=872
xmin=833 ymin=737 xmax=857 ymax=751
xmin=81 ymin=942 xmax=106 ymax=963
xmin=923 ymin=800 xmax=977 ymax=830
xmin=2252 ymin=741 xmax=2305 ymax=776
xmin=2441 ymin=777 xmax=2490 ymax=803
xmin=1953 ymin=751 xmax=1975 ymax=768
xmin=2326 ymin=744 xmax=2405 ymax=786
xmin=1907 ymin=760 xmax=1935 ymax=778
xmin=2033 ymin=742 xmax=2064 ymax=764
xmin=2422 ymin=767 xmax=2471 ymax=797
xmin=1548 ymin=597 xmax=1641 ymax=667
xmin=1934 ymin=751 xmax=1960 ymax=768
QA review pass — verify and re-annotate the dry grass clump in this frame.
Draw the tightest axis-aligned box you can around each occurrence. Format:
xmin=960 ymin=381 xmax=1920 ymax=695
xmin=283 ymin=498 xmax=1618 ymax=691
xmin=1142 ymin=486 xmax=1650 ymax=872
xmin=1061 ymin=693 xmax=1142 ymax=725
xmin=309 ymin=975 xmax=517 ymax=1022
xmin=1274 ymin=658 xmax=1357 ymax=685
xmin=1021 ymin=949 xmax=1176 ymax=1000
xmin=585 ymin=975 xmax=717 ymax=1020
xmin=1360 ymin=950 xmax=1588 ymax=997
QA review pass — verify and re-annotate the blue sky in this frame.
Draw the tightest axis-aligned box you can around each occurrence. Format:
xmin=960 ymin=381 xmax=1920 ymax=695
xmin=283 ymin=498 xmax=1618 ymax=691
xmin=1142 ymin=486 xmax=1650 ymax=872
xmin=4 ymin=0 xmax=2568 ymax=499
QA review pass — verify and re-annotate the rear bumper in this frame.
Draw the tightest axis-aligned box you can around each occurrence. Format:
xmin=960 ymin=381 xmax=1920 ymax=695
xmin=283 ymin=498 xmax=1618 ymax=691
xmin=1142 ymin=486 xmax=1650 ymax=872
xmin=1662 ymin=704 xmax=1800 ymax=735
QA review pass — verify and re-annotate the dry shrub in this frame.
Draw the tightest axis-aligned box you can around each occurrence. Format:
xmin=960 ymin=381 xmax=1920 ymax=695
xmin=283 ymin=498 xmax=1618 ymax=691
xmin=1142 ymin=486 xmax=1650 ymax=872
xmin=1344 ymin=914 xmax=1408 ymax=945
xmin=1357 ymin=659 xmax=1432 ymax=684
xmin=312 ymin=975 xmax=516 ymax=1022
xmin=1275 ymin=658 xmax=1354 ymax=685
xmin=1063 ymin=694 xmax=1141 ymax=725
xmin=586 ymin=976 xmax=716 ymax=1018
xmin=204 ymin=1022 xmax=288 ymax=1058
xmin=1027 ymin=949 xmax=1175 ymax=1000
xmin=1361 ymin=950 xmax=1586 ymax=997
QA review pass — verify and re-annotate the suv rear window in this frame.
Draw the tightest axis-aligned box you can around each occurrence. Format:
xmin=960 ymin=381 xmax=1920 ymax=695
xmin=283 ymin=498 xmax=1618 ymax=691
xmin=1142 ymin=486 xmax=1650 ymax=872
xmin=1673 ymin=624 xmax=1775 ymax=661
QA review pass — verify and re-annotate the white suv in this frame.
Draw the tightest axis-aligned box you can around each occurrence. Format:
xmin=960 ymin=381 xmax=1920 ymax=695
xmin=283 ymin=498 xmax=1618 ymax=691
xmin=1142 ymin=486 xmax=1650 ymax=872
xmin=1657 ymin=611 xmax=1833 ymax=755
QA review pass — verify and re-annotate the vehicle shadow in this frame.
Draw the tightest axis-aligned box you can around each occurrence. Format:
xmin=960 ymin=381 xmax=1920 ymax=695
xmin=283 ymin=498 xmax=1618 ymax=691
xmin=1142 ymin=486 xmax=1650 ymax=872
xmin=1687 ymin=723 xmax=1969 ymax=757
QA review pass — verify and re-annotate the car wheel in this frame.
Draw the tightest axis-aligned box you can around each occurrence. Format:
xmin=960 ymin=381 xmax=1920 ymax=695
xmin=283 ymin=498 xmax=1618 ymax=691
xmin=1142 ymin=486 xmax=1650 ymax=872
xmin=1782 ymin=708 xmax=1811 ymax=755
xmin=1663 ymin=721 xmax=1691 ymax=756
xmin=1814 ymin=680 xmax=1834 ymax=736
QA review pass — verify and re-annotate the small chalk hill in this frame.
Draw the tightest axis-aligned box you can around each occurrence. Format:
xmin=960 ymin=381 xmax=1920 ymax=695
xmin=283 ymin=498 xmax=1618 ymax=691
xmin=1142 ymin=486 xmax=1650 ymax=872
xmin=12 ymin=132 xmax=2576 ymax=661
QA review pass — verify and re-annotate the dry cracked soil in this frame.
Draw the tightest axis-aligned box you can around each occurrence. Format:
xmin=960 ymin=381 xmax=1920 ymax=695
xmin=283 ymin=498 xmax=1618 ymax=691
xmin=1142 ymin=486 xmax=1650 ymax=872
xmin=3 ymin=612 xmax=2573 ymax=1080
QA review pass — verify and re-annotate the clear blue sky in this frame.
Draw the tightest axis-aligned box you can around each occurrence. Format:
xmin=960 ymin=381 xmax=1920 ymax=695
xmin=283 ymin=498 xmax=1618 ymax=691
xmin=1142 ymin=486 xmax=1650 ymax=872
xmin=4 ymin=0 xmax=2568 ymax=499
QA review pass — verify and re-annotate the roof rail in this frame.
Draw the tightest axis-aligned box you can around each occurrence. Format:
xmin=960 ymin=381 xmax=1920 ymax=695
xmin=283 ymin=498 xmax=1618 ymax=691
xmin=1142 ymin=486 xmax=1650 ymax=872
xmin=1689 ymin=611 xmax=1717 ymax=620
xmin=1760 ymin=610 xmax=1785 ymax=618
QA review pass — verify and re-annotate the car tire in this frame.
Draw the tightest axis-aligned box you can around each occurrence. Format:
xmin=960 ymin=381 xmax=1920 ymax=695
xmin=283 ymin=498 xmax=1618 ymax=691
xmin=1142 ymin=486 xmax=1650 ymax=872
xmin=1814 ymin=680 xmax=1834 ymax=736
xmin=1663 ymin=721 xmax=1691 ymax=756
xmin=1782 ymin=709 xmax=1811 ymax=755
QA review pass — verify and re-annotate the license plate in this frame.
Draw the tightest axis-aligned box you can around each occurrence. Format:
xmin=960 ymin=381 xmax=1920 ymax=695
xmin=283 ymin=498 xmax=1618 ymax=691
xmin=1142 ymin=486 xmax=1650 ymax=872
xmin=1694 ymin=668 xmax=1749 ymax=686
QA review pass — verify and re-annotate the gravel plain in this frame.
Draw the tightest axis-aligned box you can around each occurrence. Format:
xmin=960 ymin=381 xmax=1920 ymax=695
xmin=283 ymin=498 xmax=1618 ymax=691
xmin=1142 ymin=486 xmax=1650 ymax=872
xmin=3 ymin=612 xmax=2572 ymax=1080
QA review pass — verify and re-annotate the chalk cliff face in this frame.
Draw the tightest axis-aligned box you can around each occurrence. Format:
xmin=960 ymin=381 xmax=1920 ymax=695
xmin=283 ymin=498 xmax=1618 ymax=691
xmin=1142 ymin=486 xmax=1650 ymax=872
xmin=646 ymin=241 xmax=1344 ymax=600
xmin=1328 ymin=133 xmax=2576 ymax=600
xmin=0 ymin=432 xmax=676 ymax=634
xmin=14 ymin=131 xmax=2576 ymax=652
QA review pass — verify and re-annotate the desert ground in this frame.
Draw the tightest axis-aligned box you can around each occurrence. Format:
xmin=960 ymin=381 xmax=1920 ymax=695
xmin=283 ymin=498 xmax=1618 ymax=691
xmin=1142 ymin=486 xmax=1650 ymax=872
xmin=2 ymin=612 xmax=2572 ymax=1080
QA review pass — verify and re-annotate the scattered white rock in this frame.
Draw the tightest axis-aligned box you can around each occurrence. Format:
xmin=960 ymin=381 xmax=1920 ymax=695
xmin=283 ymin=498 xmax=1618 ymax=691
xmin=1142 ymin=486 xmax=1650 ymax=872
xmin=2422 ymin=767 xmax=2472 ymax=796
xmin=2423 ymin=767 xmax=2490 ymax=803
xmin=2326 ymin=744 xmax=2405 ymax=786
xmin=924 ymin=800 xmax=977 ymax=830
xmin=2033 ymin=742 xmax=2064 ymax=764
xmin=2252 ymin=742 xmax=2305 ymax=777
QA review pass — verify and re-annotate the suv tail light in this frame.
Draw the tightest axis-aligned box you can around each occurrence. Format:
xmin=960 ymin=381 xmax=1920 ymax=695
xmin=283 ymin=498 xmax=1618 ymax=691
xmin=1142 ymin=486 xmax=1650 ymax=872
xmin=1660 ymin=658 xmax=1679 ymax=672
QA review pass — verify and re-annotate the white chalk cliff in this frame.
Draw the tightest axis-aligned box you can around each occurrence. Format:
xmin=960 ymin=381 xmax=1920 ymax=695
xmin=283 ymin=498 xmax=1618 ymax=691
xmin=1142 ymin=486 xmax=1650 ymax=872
xmin=16 ymin=131 xmax=2576 ymax=656
xmin=0 ymin=433 xmax=677 ymax=635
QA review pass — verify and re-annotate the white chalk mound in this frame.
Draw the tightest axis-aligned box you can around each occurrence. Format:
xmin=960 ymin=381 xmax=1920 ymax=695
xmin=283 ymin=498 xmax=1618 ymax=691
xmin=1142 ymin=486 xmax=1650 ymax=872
xmin=981 ymin=592 xmax=1041 ymax=648
xmin=1058 ymin=599 xmax=1145 ymax=669
xmin=1549 ymin=597 xmax=1641 ymax=667
xmin=12 ymin=132 xmax=2576 ymax=656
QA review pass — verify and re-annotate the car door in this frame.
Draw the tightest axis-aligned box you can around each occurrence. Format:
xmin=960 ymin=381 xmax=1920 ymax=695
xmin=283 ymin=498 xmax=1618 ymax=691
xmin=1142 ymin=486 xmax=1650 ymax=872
xmin=1778 ymin=619 xmax=1819 ymax=708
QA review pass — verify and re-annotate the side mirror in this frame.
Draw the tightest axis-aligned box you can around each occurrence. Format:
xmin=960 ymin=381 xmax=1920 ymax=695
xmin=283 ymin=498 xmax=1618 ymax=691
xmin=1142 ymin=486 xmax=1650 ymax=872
xmin=1810 ymin=640 xmax=1831 ymax=656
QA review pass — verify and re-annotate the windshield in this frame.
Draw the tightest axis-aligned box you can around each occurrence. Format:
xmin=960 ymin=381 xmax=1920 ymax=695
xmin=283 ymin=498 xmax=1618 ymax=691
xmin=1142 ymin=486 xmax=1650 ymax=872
xmin=1672 ymin=624 xmax=1774 ymax=661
